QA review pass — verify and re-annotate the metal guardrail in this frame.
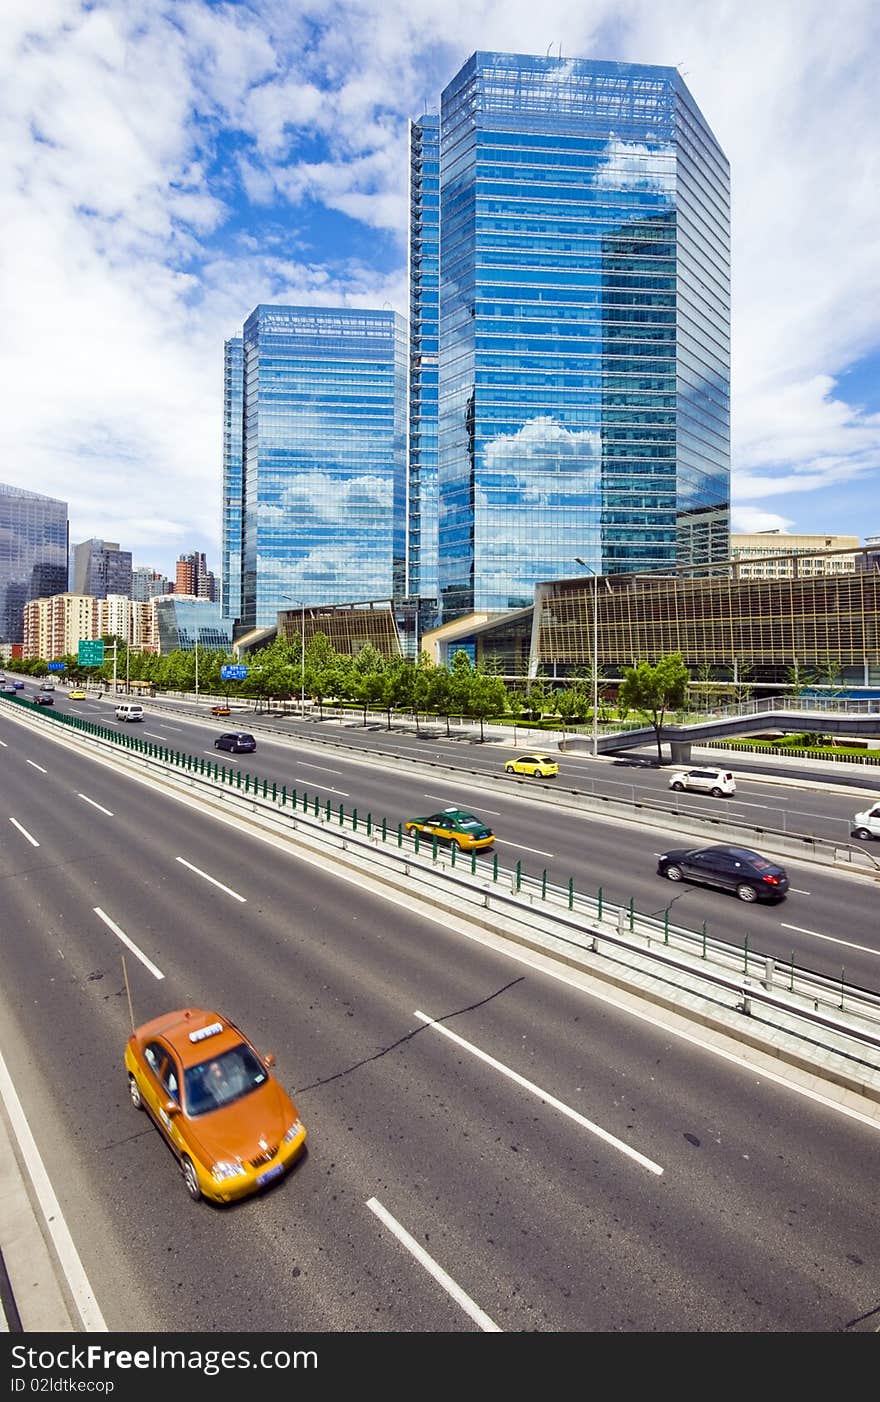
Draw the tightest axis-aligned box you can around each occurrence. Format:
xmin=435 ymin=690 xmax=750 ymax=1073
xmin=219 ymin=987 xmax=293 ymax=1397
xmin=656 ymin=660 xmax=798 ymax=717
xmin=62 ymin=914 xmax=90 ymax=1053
xmin=6 ymin=696 xmax=880 ymax=1086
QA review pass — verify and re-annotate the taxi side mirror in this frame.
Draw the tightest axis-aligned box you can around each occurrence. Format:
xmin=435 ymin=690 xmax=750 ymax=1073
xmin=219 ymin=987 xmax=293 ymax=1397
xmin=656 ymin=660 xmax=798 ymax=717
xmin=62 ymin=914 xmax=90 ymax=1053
xmin=165 ymin=1101 xmax=181 ymax=1117
xmin=263 ymin=1053 xmax=276 ymax=1069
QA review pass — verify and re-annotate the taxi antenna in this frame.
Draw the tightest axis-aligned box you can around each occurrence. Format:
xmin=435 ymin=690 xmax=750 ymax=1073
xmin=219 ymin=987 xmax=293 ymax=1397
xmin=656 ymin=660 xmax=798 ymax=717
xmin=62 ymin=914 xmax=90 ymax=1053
xmin=121 ymin=955 xmax=135 ymax=1034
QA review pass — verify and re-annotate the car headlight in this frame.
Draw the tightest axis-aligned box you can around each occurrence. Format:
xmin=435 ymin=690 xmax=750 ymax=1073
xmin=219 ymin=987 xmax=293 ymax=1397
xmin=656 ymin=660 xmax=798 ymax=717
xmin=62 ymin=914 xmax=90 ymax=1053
xmin=284 ymin=1119 xmax=304 ymax=1144
xmin=211 ymin=1160 xmax=247 ymax=1182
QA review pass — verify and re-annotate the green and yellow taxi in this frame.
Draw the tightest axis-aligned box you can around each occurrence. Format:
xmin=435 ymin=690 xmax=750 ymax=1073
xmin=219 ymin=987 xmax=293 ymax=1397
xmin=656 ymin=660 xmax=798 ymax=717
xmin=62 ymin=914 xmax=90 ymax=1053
xmin=404 ymin=807 xmax=495 ymax=851
xmin=504 ymin=752 xmax=559 ymax=778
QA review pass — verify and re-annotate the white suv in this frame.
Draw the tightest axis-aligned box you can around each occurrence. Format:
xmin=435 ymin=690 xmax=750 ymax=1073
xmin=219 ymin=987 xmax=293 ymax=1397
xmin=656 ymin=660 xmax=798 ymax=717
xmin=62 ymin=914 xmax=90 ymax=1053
xmin=668 ymin=766 xmax=736 ymax=797
xmin=115 ymin=703 xmax=144 ymax=722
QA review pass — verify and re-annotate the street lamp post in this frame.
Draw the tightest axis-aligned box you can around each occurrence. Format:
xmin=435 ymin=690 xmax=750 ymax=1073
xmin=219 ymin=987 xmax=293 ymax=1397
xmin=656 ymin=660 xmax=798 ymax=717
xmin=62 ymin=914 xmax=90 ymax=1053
xmin=574 ymin=557 xmax=611 ymax=758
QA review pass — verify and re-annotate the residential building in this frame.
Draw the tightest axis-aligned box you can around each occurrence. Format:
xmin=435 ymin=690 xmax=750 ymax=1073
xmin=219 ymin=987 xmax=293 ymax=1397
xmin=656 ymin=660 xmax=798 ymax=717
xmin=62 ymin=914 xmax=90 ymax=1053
xmin=71 ymin=539 xmax=132 ymax=600
xmin=236 ymin=304 xmax=408 ymax=632
xmin=175 ymin=551 xmax=216 ymax=600
xmin=221 ymin=336 xmax=244 ymax=623
xmin=152 ymin=595 xmax=232 ymax=654
xmin=23 ymin=594 xmax=98 ymax=661
xmin=432 ymin=53 xmax=730 ymax=620
xmin=131 ymin=567 xmax=169 ymax=602
xmin=0 ymin=483 xmax=68 ymax=646
xmin=731 ymin=531 xmax=859 ymax=578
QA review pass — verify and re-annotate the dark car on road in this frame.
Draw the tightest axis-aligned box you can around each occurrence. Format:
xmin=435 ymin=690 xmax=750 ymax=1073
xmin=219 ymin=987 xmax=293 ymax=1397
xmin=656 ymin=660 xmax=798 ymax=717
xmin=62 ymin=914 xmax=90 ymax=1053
xmin=657 ymin=845 xmax=789 ymax=903
xmin=33 ymin=693 xmax=54 ymax=706
xmin=214 ymin=732 xmax=256 ymax=754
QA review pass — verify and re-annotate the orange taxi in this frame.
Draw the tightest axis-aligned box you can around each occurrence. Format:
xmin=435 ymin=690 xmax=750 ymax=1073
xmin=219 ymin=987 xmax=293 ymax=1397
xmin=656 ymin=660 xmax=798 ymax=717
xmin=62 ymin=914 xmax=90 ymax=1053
xmin=124 ymin=1007 xmax=307 ymax=1203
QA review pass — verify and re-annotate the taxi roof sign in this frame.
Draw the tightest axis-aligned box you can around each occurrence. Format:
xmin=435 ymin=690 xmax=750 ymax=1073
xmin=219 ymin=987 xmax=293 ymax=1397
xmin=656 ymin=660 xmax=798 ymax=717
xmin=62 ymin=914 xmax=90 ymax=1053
xmin=188 ymin=1020 xmax=224 ymax=1043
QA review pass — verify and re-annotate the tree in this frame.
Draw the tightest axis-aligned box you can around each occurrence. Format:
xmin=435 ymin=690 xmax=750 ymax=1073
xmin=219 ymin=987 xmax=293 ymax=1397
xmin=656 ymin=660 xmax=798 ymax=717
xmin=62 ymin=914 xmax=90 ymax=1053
xmin=459 ymin=668 xmax=508 ymax=741
xmin=618 ymin=654 xmax=690 ymax=763
xmin=784 ymin=659 xmax=816 ymax=698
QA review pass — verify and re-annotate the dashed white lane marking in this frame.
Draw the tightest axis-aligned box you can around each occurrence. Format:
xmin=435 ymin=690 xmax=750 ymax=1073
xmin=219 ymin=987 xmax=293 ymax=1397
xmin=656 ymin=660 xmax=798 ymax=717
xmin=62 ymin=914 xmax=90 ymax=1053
xmin=175 ymin=856 xmax=246 ymax=902
xmin=9 ymin=817 xmax=39 ymax=847
xmin=0 ymin=1050 xmax=107 ymax=1331
xmin=0 ymin=739 xmax=7 ymax=747
xmin=25 ymin=759 xmax=47 ymax=773
xmin=425 ymin=796 xmax=501 ymax=816
xmin=414 ymin=1009 xmax=663 ymax=1175
xmin=780 ymin=923 xmax=880 ymax=958
xmin=93 ymin=907 xmax=164 ymax=980
xmin=297 ymin=761 xmax=343 ymax=774
xmin=77 ymin=794 xmax=114 ymax=817
xmin=495 ymin=839 xmax=556 ymax=858
xmin=788 ymin=888 xmax=811 ymax=895
xmin=366 ymin=1198 xmax=501 ymax=1332
xmin=144 ymin=732 xmax=167 ymax=740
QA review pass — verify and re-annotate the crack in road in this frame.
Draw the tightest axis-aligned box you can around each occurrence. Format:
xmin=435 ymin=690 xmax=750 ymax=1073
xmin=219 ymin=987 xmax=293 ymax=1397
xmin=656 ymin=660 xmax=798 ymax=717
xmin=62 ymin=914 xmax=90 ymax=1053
xmin=295 ymin=976 xmax=526 ymax=1094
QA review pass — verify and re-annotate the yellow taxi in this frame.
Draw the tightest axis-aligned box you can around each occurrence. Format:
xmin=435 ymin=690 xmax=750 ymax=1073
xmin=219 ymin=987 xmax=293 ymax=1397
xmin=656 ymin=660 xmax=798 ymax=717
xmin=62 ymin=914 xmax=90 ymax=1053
xmin=504 ymin=752 xmax=559 ymax=778
xmin=404 ymin=807 xmax=494 ymax=851
xmin=125 ymin=1008 xmax=307 ymax=1204
xmin=68 ymin=690 xmax=87 ymax=700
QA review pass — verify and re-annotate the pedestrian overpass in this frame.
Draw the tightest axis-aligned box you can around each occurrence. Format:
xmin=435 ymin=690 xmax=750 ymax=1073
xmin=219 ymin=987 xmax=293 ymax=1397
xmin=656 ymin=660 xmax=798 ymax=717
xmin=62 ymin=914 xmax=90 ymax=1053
xmin=565 ymin=696 xmax=880 ymax=762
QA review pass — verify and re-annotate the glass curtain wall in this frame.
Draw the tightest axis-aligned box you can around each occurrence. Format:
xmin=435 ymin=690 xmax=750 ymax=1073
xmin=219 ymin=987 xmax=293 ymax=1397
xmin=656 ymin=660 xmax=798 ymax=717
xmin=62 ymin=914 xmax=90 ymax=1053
xmin=437 ymin=53 xmax=730 ymax=620
xmin=240 ymin=306 xmax=408 ymax=631
xmin=0 ymin=484 xmax=68 ymax=645
xmin=222 ymin=337 xmax=244 ymax=622
xmin=407 ymin=115 xmax=440 ymax=613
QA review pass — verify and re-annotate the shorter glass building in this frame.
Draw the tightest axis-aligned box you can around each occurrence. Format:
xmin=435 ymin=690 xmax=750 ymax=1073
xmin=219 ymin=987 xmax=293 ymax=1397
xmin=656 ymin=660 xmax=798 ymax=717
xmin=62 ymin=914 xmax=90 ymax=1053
xmin=238 ymin=305 xmax=408 ymax=632
xmin=0 ymin=483 xmax=68 ymax=646
xmin=71 ymin=539 xmax=132 ymax=599
xmin=153 ymin=596 xmax=232 ymax=654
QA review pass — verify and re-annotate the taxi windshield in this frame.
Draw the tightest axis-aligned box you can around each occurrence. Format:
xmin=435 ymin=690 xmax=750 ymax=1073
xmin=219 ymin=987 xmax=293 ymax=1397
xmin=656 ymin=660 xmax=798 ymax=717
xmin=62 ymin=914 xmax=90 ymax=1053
xmin=184 ymin=1043 xmax=268 ymax=1116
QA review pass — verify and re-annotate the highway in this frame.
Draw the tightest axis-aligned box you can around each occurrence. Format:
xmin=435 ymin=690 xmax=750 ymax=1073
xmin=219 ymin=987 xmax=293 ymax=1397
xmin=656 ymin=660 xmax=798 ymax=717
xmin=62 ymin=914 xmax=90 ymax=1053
xmin=7 ymin=687 xmax=880 ymax=991
xmin=0 ymin=710 xmax=878 ymax=1332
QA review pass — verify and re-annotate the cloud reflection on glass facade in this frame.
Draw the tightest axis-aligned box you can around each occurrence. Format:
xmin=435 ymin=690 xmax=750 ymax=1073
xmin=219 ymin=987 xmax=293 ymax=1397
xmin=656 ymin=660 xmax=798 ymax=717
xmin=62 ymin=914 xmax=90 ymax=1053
xmin=240 ymin=305 xmax=407 ymax=631
xmin=437 ymin=53 xmax=730 ymax=620
xmin=0 ymin=483 xmax=68 ymax=645
xmin=408 ymin=114 xmax=440 ymax=609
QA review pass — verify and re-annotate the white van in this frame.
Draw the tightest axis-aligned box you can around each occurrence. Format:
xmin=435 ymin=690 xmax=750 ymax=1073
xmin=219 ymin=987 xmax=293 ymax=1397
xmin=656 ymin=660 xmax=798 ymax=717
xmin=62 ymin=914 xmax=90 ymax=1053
xmin=852 ymin=803 xmax=880 ymax=840
xmin=115 ymin=703 xmax=144 ymax=722
xmin=668 ymin=766 xmax=736 ymax=797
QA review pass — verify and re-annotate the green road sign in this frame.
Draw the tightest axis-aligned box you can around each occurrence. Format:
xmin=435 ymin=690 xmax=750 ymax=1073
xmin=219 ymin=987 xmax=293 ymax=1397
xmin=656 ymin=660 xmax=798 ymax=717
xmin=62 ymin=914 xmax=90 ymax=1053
xmin=78 ymin=639 xmax=105 ymax=666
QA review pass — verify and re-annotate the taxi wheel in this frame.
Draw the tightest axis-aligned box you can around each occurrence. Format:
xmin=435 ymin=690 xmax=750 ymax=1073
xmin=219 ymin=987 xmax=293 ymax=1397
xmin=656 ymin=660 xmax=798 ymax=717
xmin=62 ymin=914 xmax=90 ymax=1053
xmin=181 ymin=1156 xmax=201 ymax=1202
xmin=128 ymin=1074 xmax=143 ymax=1111
xmin=504 ymin=764 xmax=514 ymax=773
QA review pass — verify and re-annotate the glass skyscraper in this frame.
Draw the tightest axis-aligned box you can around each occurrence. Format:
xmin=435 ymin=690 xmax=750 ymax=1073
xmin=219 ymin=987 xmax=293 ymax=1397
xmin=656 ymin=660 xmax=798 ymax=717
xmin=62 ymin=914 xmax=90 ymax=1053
xmin=434 ymin=52 xmax=730 ymax=619
xmin=239 ymin=305 xmax=408 ymax=631
xmin=0 ymin=483 xmax=68 ymax=645
xmin=407 ymin=114 xmax=440 ymax=613
xmin=71 ymin=538 xmax=132 ymax=600
xmin=153 ymin=596 xmax=232 ymax=654
xmin=221 ymin=336 xmax=244 ymax=622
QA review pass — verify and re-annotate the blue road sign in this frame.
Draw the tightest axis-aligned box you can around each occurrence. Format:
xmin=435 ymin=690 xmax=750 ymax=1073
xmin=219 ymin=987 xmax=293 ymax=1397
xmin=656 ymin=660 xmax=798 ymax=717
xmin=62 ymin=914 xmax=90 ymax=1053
xmin=47 ymin=662 xmax=66 ymax=671
xmin=221 ymin=664 xmax=248 ymax=681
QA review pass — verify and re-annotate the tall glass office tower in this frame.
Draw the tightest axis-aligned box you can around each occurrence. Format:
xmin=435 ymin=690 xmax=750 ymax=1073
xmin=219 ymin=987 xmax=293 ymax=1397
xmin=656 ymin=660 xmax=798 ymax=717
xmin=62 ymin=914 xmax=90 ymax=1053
xmin=407 ymin=115 xmax=440 ymax=614
xmin=0 ymin=483 xmax=68 ymax=645
xmin=436 ymin=53 xmax=730 ymax=619
xmin=239 ymin=305 xmax=407 ymax=631
xmin=221 ymin=336 xmax=244 ymax=622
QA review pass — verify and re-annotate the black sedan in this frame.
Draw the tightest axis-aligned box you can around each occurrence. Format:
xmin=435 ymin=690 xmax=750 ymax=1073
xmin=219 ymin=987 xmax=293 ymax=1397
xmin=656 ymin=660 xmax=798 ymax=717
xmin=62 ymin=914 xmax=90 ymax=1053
xmin=32 ymin=693 xmax=55 ymax=706
xmin=657 ymin=845 xmax=789 ymax=903
xmin=214 ymin=731 xmax=256 ymax=754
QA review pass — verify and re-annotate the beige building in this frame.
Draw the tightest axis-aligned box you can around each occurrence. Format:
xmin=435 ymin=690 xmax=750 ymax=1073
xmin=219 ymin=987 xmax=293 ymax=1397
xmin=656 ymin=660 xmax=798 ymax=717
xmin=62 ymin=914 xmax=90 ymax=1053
xmin=730 ymin=531 xmax=859 ymax=579
xmin=23 ymin=594 xmax=98 ymax=660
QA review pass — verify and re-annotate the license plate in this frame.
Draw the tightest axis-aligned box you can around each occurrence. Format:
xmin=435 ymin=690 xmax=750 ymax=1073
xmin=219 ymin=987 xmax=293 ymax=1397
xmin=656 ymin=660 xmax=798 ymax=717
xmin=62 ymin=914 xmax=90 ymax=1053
xmin=257 ymin=1164 xmax=284 ymax=1187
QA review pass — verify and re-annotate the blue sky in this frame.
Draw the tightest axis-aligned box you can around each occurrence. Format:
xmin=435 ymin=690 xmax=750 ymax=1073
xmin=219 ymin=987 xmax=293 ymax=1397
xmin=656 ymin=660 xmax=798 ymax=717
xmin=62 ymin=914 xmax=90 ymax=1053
xmin=2 ymin=0 xmax=879 ymax=579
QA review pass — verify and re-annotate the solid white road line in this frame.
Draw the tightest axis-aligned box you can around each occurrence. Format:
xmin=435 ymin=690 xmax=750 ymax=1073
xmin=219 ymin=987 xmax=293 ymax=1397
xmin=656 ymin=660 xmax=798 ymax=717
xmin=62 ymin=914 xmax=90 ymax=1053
xmin=495 ymin=839 xmax=555 ymax=859
xmin=780 ymin=923 xmax=880 ymax=958
xmin=414 ymin=1009 xmax=663 ymax=1175
xmin=8 ymin=817 xmax=39 ymax=847
xmin=175 ymin=856 xmax=246 ymax=902
xmin=77 ymin=793 xmax=114 ymax=817
xmin=366 ymin=1197 xmax=501 ymax=1332
xmin=93 ymin=907 xmax=164 ymax=980
xmin=0 ymin=1050 xmax=107 ymax=1332
xmin=425 ymin=796 xmax=502 ymax=816
xmin=25 ymin=759 xmax=47 ymax=773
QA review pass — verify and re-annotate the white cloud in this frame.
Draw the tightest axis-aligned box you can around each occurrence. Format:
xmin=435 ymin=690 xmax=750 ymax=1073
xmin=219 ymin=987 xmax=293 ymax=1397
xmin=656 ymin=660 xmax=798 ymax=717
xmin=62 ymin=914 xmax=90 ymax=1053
xmin=0 ymin=0 xmax=878 ymax=588
xmin=731 ymin=506 xmax=794 ymax=534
